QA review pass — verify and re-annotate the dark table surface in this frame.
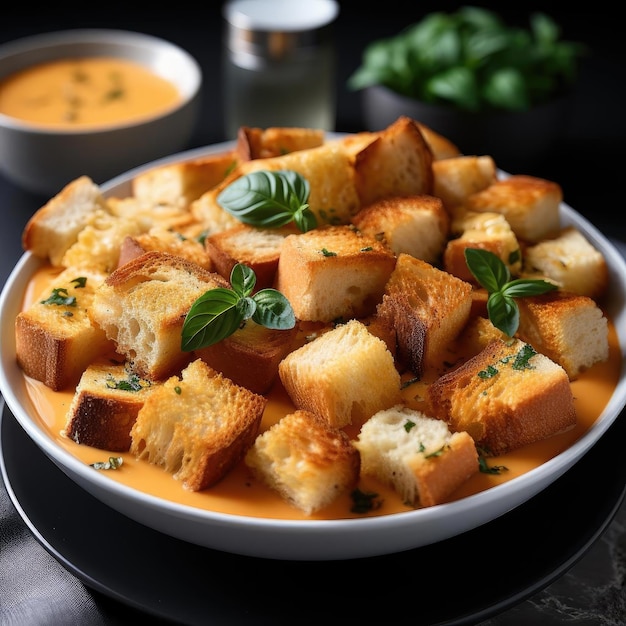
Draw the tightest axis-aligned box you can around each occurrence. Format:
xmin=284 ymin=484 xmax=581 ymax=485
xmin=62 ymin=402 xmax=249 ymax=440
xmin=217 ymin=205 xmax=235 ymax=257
xmin=1 ymin=3 xmax=626 ymax=624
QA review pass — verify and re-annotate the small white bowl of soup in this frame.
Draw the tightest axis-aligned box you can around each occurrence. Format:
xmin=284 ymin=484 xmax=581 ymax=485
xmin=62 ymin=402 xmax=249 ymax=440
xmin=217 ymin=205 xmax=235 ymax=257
xmin=0 ymin=29 xmax=202 ymax=195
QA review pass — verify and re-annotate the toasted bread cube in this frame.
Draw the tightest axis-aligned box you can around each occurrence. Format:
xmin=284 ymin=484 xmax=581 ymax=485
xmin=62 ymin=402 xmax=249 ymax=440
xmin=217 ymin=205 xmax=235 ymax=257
xmin=245 ymin=409 xmax=360 ymax=514
xmin=236 ymin=126 xmax=325 ymax=160
xmin=195 ymin=319 xmax=299 ymax=394
xmin=63 ymin=362 xmax=155 ymax=451
xmin=433 ymin=155 xmax=497 ymax=213
xmin=443 ymin=211 xmax=522 ymax=283
xmin=131 ymin=150 xmax=239 ymax=209
xmin=462 ymin=175 xmax=562 ymax=243
xmin=22 ymin=176 xmax=109 ymax=266
xmin=276 ymin=225 xmax=396 ymax=323
xmin=130 ymin=359 xmax=266 ymax=491
xmin=205 ymin=223 xmax=293 ymax=289
xmin=353 ymin=116 xmax=434 ymax=207
xmin=355 ymin=405 xmax=478 ymax=507
xmin=415 ymin=122 xmax=461 ymax=160
xmin=522 ymin=226 xmax=609 ymax=300
xmin=118 ymin=228 xmax=213 ymax=270
xmin=377 ymin=254 xmax=473 ymax=377
xmin=279 ymin=319 xmax=402 ymax=428
xmin=89 ymin=251 xmax=229 ymax=381
xmin=427 ymin=339 xmax=576 ymax=456
xmin=15 ymin=267 xmax=113 ymax=391
xmin=516 ymin=291 xmax=609 ymax=380
xmin=351 ymin=195 xmax=450 ymax=264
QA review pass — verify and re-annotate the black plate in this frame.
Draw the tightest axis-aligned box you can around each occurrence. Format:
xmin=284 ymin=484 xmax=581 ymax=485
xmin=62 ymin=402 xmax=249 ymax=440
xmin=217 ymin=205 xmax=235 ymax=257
xmin=2 ymin=402 xmax=625 ymax=626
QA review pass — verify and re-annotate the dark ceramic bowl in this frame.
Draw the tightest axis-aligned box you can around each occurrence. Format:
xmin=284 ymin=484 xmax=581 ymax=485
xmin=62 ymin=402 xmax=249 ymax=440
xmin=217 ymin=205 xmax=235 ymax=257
xmin=362 ymin=84 xmax=572 ymax=169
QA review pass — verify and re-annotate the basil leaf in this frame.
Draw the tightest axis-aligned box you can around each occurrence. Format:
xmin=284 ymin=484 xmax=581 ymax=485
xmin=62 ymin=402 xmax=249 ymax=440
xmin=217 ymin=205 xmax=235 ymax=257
xmin=181 ymin=288 xmax=243 ymax=351
xmin=464 ymin=248 xmax=510 ymax=291
xmin=252 ymin=289 xmax=296 ymax=330
xmin=217 ymin=170 xmax=316 ymax=232
xmin=230 ymin=263 xmax=256 ymax=297
xmin=181 ymin=264 xmax=296 ymax=351
xmin=487 ymin=292 xmax=519 ymax=337
xmin=502 ymin=278 xmax=557 ymax=298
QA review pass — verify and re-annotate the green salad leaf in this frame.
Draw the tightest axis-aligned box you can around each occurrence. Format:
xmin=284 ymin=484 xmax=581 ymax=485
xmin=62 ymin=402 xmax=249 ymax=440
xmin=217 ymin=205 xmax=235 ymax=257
xmin=181 ymin=263 xmax=296 ymax=351
xmin=464 ymin=247 xmax=557 ymax=336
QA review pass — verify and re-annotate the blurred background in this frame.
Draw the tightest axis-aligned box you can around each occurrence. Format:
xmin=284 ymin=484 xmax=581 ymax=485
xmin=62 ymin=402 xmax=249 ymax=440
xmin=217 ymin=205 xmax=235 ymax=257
xmin=0 ymin=1 xmax=624 ymax=260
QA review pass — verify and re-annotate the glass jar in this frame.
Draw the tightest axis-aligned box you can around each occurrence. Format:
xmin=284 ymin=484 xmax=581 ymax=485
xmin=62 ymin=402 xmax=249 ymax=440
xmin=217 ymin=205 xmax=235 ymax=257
xmin=222 ymin=0 xmax=339 ymax=139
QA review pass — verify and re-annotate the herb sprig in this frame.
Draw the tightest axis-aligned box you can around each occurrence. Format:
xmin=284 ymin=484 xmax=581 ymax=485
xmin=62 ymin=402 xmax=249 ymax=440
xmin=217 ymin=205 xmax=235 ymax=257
xmin=217 ymin=169 xmax=317 ymax=232
xmin=464 ymin=248 xmax=557 ymax=336
xmin=181 ymin=263 xmax=296 ymax=351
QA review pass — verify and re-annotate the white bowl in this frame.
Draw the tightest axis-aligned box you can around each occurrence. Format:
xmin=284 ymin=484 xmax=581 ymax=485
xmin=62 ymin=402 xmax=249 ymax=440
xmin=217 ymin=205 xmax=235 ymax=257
xmin=0 ymin=29 xmax=202 ymax=195
xmin=1 ymin=140 xmax=625 ymax=561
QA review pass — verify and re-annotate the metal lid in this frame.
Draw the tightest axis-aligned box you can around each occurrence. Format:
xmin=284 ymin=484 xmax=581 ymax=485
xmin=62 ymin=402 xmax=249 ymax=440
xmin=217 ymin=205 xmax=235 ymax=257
xmin=223 ymin=0 xmax=339 ymax=60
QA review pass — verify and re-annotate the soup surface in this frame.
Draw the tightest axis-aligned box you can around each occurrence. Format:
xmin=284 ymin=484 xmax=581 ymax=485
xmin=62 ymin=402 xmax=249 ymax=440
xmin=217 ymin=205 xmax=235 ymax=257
xmin=19 ymin=264 xmax=621 ymax=522
xmin=0 ymin=57 xmax=181 ymax=127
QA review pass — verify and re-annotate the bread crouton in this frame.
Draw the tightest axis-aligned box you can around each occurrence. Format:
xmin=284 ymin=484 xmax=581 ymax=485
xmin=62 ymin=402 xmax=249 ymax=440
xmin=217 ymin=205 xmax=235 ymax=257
xmin=427 ymin=338 xmax=576 ymax=456
xmin=415 ymin=122 xmax=461 ymax=160
xmin=354 ymin=405 xmax=478 ymax=507
xmin=376 ymin=253 xmax=473 ymax=377
xmin=461 ymin=175 xmax=562 ymax=243
xmin=432 ymin=155 xmax=497 ymax=213
xmin=522 ymin=226 xmax=609 ymax=300
xmin=194 ymin=318 xmax=299 ymax=394
xmin=63 ymin=362 xmax=155 ymax=451
xmin=516 ymin=291 xmax=609 ymax=380
xmin=205 ymin=223 xmax=293 ymax=289
xmin=15 ymin=267 xmax=113 ymax=391
xmin=22 ymin=175 xmax=109 ymax=266
xmin=130 ymin=359 xmax=266 ymax=491
xmin=278 ymin=319 xmax=402 ymax=428
xmin=245 ymin=409 xmax=360 ymax=514
xmin=276 ymin=225 xmax=396 ymax=323
xmin=443 ymin=211 xmax=522 ymax=283
xmin=131 ymin=150 xmax=239 ymax=209
xmin=236 ymin=126 xmax=325 ymax=160
xmin=351 ymin=195 xmax=450 ymax=264
xmin=61 ymin=209 xmax=150 ymax=273
xmin=353 ymin=116 xmax=434 ymax=207
xmin=118 ymin=228 xmax=212 ymax=270
xmin=89 ymin=251 xmax=229 ymax=381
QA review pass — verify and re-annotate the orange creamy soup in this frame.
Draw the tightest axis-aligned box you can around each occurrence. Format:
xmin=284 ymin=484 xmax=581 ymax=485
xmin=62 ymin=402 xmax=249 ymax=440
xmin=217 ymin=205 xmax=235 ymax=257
xmin=0 ymin=57 xmax=181 ymax=128
xmin=19 ymin=264 xmax=621 ymax=521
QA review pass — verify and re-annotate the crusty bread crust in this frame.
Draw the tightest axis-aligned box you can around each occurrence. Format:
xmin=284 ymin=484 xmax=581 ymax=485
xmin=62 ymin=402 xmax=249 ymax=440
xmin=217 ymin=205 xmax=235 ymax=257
xmin=236 ymin=126 xmax=325 ymax=161
xmin=195 ymin=319 xmax=299 ymax=394
xmin=353 ymin=116 xmax=434 ymax=207
xmin=245 ymin=409 xmax=360 ymax=514
xmin=63 ymin=361 xmax=155 ymax=451
xmin=131 ymin=359 xmax=266 ymax=491
xmin=427 ymin=338 xmax=576 ymax=455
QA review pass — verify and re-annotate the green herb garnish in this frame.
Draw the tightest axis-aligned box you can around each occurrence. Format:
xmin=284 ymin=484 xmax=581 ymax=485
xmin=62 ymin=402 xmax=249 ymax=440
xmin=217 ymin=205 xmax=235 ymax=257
xmin=217 ymin=169 xmax=317 ymax=232
xmin=464 ymin=248 xmax=557 ymax=336
xmin=181 ymin=263 xmax=296 ymax=351
xmin=90 ymin=456 xmax=123 ymax=470
xmin=40 ymin=287 xmax=77 ymax=307
xmin=350 ymin=488 xmax=383 ymax=514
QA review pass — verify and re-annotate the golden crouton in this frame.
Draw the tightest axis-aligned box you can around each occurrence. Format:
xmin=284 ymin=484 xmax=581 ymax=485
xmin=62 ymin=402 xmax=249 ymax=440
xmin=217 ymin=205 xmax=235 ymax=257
xmin=245 ymin=409 xmax=360 ymax=515
xmin=236 ymin=126 xmax=325 ymax=160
